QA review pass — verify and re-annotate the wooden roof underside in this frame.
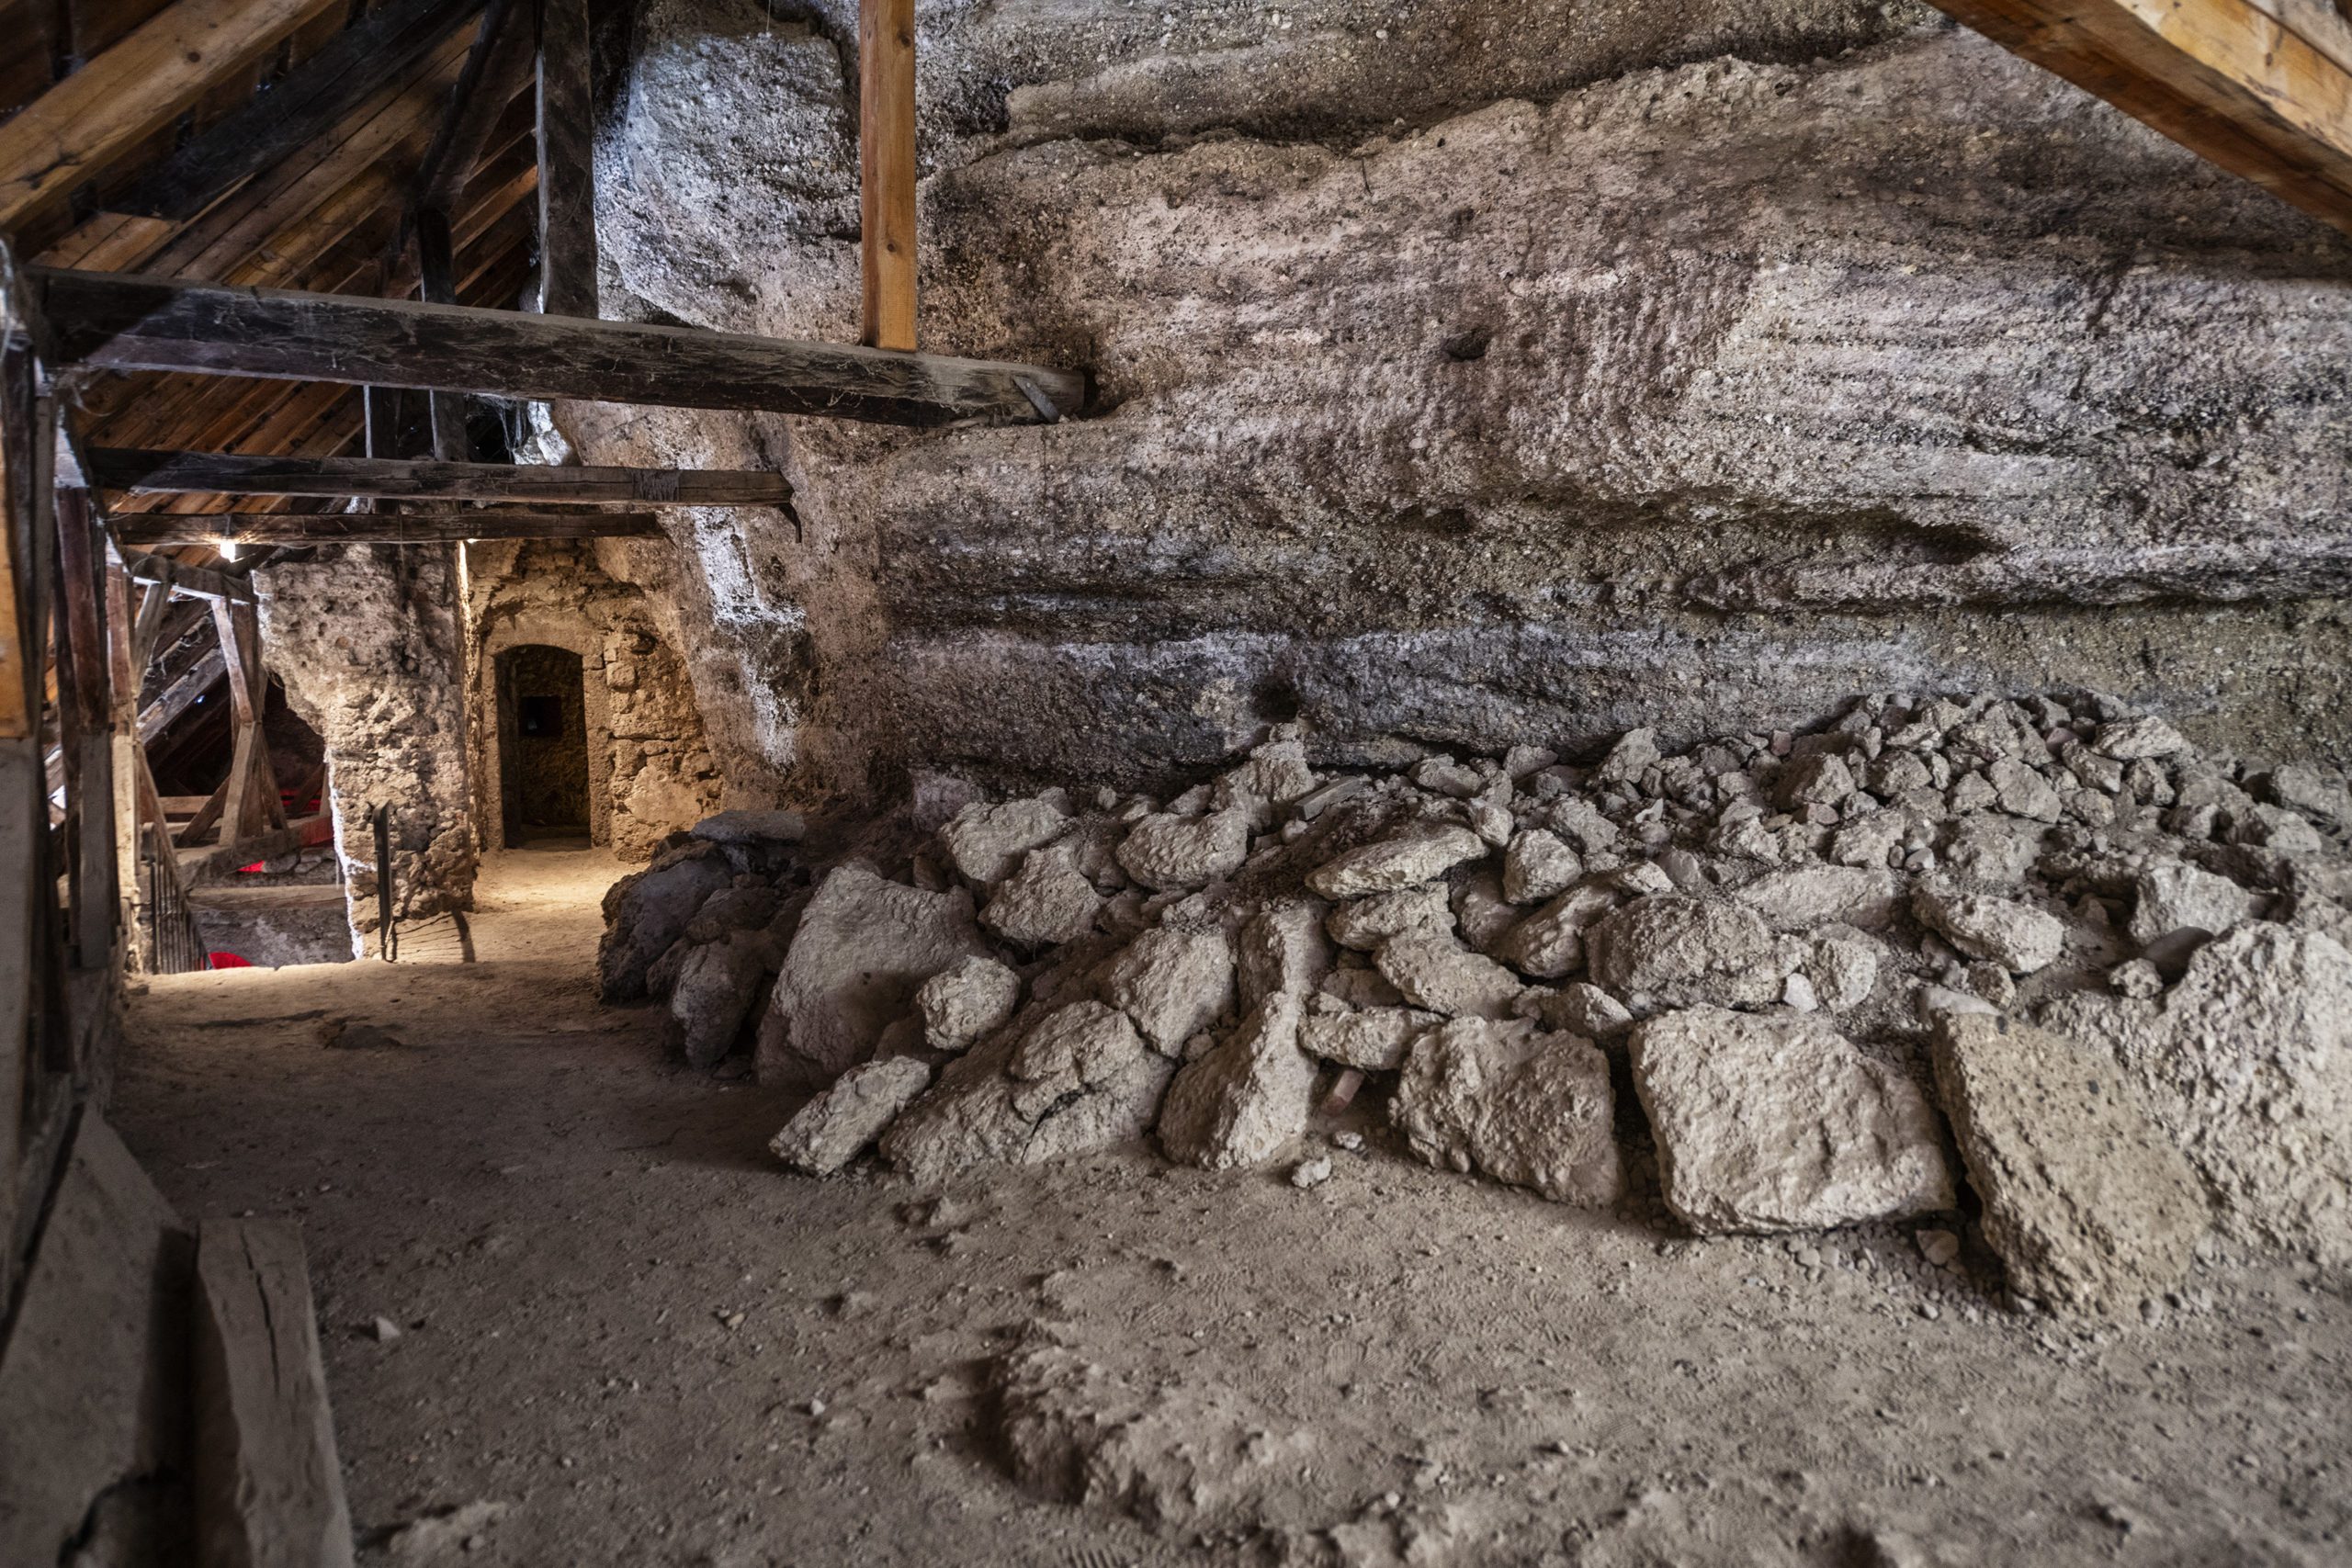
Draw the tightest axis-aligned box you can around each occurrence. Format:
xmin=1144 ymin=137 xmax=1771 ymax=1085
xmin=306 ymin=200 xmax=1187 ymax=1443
xmin=3 ymin=0 xmax=543 ymax=554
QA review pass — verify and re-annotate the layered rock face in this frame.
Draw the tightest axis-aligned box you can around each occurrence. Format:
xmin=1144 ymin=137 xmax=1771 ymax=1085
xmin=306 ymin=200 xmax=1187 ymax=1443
xmin=259 ymin=546 xmax=477 ymax=941
xmin=563 ymin=0 xmax=2352 ymax=801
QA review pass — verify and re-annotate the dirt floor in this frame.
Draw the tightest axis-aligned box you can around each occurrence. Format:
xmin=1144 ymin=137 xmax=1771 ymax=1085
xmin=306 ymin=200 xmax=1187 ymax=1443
xmin=110 ymin=847 xmax=2352 ymax=1567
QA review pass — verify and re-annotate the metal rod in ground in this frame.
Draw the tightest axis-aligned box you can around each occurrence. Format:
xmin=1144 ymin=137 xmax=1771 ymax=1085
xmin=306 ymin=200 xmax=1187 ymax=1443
xmin=371 ymin=804 xmax=397 ymax=962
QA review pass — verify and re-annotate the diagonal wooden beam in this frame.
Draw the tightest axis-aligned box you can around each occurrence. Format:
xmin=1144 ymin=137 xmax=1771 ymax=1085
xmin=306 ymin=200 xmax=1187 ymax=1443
xmin=109 ymin=0 xmax=490 ymax=222
xmin=113 ymin=509 xmax=663 ymax=544
xmin=414 ymin=0 xmax=537 ymax=217
xmin=90 ymin=448 xmax=794 ymax=503
xmin=0 ymin=0 xmax=346 ymax=238
xmin=1929 ymin=0 xmax=2352 ymax=235
xmin=30 ymin=266 xmax=1085 ymax=426
xmin=124 ymin=551 xmax=256 ymax=604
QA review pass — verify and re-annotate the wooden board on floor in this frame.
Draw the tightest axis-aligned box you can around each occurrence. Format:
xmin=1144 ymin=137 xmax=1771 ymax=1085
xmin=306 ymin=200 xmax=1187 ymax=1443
xmin=0 ymin=1111 xmax=193 ymax=1568
xmin=191 ymin=1219 xmax=356 ymax=1568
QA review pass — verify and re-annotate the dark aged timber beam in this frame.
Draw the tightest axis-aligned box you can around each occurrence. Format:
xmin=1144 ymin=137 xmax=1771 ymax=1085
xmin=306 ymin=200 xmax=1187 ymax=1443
xmin=89 ymin=449 xmax=794 ymax=504
xmin=112 ymin=510 xmax=665 ymax=545
xmin=1928 ymin=0 xmax=2352 ymax=236
xmin=29 ymin=267 xmax=1087 ymax=426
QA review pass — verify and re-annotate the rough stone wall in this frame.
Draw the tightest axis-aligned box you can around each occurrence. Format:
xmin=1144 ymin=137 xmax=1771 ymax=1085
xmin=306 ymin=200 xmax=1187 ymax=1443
xmin=562 ymin=0 xmax=2352 ymax=805
xmin=466 ymin=539 xmax=722 ymax=861
xmin=257 ymin=546 xmax=477 ymax=942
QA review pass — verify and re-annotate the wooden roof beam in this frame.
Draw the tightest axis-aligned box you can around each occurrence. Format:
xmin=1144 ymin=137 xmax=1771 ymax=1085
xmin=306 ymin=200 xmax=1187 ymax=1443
xmin=113 ymin=509 xmax=664 ymax=544
xmin=89 ymin=448 xmax=795 ymax=503
xmin=30 ymin=266 xmax=1087 ymax=425
xmin=124 ymin=552 xmax=256 ymax=604
xmin=1929 ymin=0 xmax=2352 ymax=235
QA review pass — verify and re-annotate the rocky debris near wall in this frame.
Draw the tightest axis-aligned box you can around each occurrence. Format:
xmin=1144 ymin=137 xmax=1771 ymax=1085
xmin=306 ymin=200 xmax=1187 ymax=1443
xmin=598 ymin=690 xmax=2352 ymax=1303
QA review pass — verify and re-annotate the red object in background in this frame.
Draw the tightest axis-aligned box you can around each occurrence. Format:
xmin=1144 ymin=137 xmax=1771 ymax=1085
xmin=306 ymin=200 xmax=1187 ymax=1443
xmin=238 ymin=862 xmax=266 ymax=874
xmin=207 ymin=953 xmax=253 ymax=969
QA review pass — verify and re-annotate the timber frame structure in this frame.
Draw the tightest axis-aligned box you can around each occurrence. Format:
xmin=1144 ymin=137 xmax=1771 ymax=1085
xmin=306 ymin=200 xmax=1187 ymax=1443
xmin=0 ymin=0 xmax=1079 ymax=1335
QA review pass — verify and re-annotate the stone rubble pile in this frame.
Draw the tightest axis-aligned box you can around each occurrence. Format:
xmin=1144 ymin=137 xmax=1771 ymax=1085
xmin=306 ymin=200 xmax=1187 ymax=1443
xmin=600 ymin=694 xmax=2352 ymax=1314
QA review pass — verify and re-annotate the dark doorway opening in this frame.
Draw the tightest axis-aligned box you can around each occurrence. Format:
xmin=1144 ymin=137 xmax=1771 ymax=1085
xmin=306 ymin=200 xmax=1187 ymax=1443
xmin=496 ymin=644 xmax=591 ymax=848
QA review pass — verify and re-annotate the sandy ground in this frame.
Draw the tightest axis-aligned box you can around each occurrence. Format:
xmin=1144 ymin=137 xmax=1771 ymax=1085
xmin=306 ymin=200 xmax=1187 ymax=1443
xmin=111 ymin=848 xmax=2352 ymax=1567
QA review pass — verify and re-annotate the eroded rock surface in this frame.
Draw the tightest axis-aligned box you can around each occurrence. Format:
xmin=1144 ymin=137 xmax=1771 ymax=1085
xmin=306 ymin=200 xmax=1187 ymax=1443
xmin=1391 ymin=1019 xmax=1623 ymax=1206
xmin=1932 ymin=1014 xmax=2206 ymax=1315
xmin=1632 ymin=1008 xmax=1956 ymax=1233
xmin=755 ymin=864 xmax=989 ymax=1087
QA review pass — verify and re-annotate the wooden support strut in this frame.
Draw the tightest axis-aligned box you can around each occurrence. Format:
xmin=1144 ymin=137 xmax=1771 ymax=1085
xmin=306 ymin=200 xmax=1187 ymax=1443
xmin=91 ymin=448 xmax=796 ymax=504
xmin=29 ymin=267 xmax=1084 ymax=427
xmin=859 ymin=0 xmax=918 ymax=351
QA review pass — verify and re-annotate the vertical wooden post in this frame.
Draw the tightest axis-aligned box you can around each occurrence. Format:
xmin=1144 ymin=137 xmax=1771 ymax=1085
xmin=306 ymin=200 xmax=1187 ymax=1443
xmin=54 ymin=486 xmax=119 ymax=971
xmin=534 ymin=0 xmax=598 ymax=319
xmin=858 ymin=0 xmax=917 ymax=352
xmin=413 ymin=208 xmax=469 ymax=463
xmin=0 ymin=326 xmax=40 ymax=1298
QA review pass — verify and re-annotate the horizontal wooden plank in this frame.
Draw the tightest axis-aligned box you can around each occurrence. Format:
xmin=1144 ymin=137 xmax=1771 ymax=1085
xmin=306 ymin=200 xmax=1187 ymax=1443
xmin=1930 ymin=0 xmax=2352 ymax=235
xmin=29 ymin=266 xmax=1087 ymax=426
xmin=90 ymin=448 xmax=794 ymax=503
xmin=0 ymin=0 xmax=345 ymax=235
xmin=190 ymin=1218 xmax=356 ymax=1568
xmin=113 ymin=509 xmax=664 ymax=543
xmin=113 ymin=0 xmax=485 ymax=222
xmin=124 ymin=552 xmax=255 ymax=604
xmin=178 ymin=813 xmax=333 ymax=882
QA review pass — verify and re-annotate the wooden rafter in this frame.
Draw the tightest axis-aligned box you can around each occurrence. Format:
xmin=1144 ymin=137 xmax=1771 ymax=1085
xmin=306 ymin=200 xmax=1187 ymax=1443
xmin=1931 ymin=0 xmax=2352 ymax=234
xmin=0 ymin=0 xmax=345 ymax=238
xmin=112 ymin=0 xmax=488 ymax=222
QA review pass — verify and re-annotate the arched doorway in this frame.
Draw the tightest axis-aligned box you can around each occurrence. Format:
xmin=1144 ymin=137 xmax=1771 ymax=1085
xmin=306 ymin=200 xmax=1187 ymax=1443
xmin=496 ymin=645 xmax=592 ymax=847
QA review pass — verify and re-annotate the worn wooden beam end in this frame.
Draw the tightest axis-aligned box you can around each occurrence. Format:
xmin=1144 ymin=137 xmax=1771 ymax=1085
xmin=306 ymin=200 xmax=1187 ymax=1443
xmin=191 ymin=1218 xmax=357 ymax=1568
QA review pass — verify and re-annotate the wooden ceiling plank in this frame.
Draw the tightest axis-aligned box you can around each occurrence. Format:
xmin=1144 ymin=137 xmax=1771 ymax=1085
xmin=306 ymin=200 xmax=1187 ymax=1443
xmin=35 ymin=268 xmax=1089 ymax=426
xmin=0 ymin=0 xmax=346 ymax=237
xmin=116 ymin=509 xmax=662 ymax=544
xmin=113 ymin=0 xmax=486 ymax=222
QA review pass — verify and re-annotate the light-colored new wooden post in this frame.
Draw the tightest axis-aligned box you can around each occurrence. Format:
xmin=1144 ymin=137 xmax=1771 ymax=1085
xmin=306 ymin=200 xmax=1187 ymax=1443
xmin=859 ymin=0 xmax=918 ymax=351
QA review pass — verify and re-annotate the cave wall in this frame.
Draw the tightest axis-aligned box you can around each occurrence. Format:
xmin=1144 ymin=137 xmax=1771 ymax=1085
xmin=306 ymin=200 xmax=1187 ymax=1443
xmin=559 ymin=0 xmax=2352 ymax=807
xmin=256 ymin=545 xmax=477 ymax=944
xmin=465 ymin=539 xmax=722 ymax=861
